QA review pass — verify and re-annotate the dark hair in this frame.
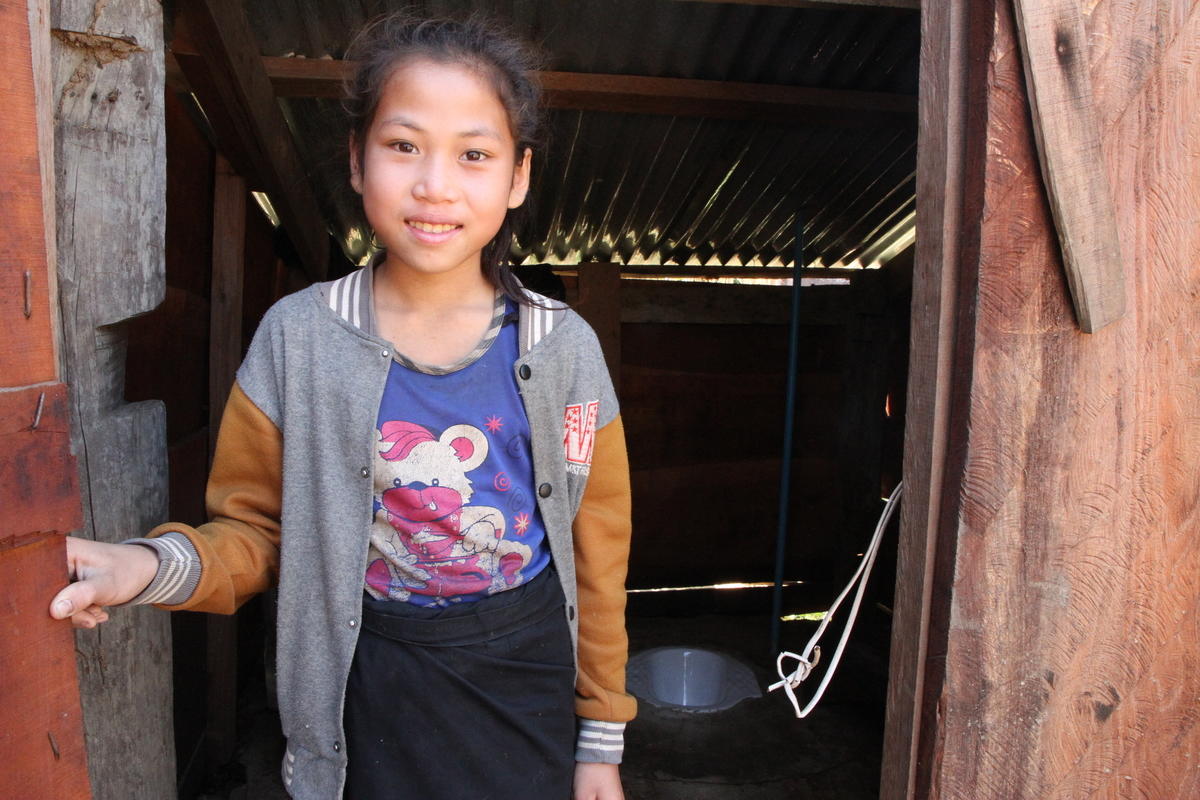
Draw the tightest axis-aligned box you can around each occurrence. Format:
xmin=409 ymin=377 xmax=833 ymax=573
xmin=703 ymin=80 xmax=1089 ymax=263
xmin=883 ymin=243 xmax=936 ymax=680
xmin=343 ymin=12 xmax=545 ymax=304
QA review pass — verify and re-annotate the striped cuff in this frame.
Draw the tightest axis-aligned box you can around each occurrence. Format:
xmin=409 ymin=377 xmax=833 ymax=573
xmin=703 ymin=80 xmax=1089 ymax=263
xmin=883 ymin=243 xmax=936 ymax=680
xmin=120 ymin=532 xmax=202 ymax=606
xmin=575 ymin=719 xmax=625 ymax=764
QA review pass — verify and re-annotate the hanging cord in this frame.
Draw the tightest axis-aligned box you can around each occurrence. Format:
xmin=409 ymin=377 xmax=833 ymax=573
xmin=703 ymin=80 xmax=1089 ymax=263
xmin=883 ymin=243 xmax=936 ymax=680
xmin=769 ymin=481 xmax=903 ymax=718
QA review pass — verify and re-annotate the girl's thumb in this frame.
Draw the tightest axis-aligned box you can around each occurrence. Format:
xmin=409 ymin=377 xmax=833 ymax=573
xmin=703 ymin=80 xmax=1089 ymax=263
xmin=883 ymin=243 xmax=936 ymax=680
xmin=50 ymin=583 xmax=92 ymax=619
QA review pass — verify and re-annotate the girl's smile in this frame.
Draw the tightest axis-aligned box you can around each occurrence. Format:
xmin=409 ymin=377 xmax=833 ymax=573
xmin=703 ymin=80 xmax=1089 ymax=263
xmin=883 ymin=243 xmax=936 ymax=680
xmin=350 ymin=58 xmax=531 ymax=283
xmin=405 ymin=216 xmax=463 ymax=244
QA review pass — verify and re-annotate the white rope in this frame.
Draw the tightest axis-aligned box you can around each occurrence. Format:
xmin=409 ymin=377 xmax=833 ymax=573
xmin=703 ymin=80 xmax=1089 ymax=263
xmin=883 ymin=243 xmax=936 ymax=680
xmin=769 ymin=481 xmax=903 ymax=718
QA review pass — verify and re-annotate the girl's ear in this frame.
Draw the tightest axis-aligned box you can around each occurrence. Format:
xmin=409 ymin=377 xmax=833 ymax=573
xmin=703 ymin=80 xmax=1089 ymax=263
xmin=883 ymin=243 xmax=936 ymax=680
xmin=349 ymin=135 xmax=364 ymax=194
xmin=507 ymin=148 xmax=532 ymax=209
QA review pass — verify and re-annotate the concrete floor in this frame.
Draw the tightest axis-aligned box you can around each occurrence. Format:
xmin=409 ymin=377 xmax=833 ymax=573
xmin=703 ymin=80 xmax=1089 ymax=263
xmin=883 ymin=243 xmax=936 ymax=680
xmin=217 ymin=604 xmax=888 ymax=799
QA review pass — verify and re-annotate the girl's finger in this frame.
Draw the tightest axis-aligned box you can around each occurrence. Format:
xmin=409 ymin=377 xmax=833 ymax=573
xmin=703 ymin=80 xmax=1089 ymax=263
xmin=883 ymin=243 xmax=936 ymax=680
xmin=70 ymin=605 xmax=109 ymax=629
xmin=71 ymin=611 xmax=97 ymax=628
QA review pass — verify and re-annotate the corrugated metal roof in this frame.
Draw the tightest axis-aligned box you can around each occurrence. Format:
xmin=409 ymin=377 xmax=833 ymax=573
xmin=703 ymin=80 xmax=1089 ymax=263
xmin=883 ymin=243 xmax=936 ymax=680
xmin=238 ymin=0 xmax=919 ymax=271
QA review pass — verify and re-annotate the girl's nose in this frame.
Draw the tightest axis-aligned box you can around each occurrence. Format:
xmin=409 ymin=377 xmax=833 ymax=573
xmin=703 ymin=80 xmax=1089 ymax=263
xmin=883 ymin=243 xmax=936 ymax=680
xmin=412 ymin=156 xmax=459 ymax=203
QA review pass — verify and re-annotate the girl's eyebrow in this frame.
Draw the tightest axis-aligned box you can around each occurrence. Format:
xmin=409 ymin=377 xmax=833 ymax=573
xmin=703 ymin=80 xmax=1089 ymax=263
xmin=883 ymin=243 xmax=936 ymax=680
xmin=458 ymin=126 xmax=504 ymax=142
xmin=377 ymin=116 xmax=423 ymax=132
xmin=377 ymin=117 xmax=502 ymax=141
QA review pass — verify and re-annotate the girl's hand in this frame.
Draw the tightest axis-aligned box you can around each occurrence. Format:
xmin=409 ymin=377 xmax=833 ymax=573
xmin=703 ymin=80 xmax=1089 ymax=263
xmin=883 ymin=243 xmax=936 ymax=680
xmin=48 ymin=536 xmax=160 ymax=628
xmin=574 ymin=762 xmax=625 ymax=800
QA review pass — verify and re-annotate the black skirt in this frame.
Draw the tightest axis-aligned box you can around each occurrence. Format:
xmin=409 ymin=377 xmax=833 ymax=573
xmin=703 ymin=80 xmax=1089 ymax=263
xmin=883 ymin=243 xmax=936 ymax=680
xmin=342 ymin=567 xmax=576 ymax=800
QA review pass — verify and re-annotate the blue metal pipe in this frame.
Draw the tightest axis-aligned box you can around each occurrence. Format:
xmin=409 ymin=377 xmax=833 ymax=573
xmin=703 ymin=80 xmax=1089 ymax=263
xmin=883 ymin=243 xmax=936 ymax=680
xmin=770 ymin=212 xmax=805 ymax=655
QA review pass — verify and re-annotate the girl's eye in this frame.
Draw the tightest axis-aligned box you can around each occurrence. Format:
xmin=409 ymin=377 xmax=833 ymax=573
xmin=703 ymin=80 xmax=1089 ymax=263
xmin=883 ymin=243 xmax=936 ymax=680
xmin=390 ymin=141 xmax=417 ymax=154
xmin=462 ymin=150 xmax=488 ymax=162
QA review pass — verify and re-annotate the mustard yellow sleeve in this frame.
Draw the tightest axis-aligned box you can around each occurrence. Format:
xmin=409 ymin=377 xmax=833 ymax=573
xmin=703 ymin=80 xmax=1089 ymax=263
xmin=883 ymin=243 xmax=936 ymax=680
xmin=573 ymin=415 xmax=638 ymax=722
xmin=145 ymin=381 xmax=282 ymax=613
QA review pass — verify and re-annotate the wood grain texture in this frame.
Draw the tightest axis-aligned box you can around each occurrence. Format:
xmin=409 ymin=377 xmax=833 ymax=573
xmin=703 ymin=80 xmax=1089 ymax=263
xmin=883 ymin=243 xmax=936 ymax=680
xmin=930 ymin=1 xmax=1200 ymax=797
xmin=1012 ymin=0 xmax=1127 ymax=332
xmin=28 ymin=0 xmax=61 ymax=371
xmin=0 ymin=0 xmax=56 ymax=387
xmin=0 ymin=385 xmax=82 ymax=540
xmin=52 ymin=1 xmax=175 ymax=797
xmin=0 ymin=4 xmax=89 ymax=794
xmin=0 ymin=535 xmax=91 ymax=799
xmin=880 ymin=0 xmax=989 ymax=796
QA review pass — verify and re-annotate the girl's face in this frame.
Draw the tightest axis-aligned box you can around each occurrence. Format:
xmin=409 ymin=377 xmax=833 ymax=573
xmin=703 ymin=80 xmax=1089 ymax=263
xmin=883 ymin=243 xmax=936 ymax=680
xmin=351 ymin=58 xmax=531 ymax=281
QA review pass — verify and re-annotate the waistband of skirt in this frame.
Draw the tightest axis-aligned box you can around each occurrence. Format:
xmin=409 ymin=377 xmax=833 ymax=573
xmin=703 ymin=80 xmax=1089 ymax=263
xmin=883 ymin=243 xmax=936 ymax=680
xmin=358 ymin=565 xmax=564 ymax=647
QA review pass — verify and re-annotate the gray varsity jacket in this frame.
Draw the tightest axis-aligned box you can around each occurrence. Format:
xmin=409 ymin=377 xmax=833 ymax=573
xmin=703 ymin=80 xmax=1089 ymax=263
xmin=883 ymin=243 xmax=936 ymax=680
xmin=129 ymin=274 xmax=636 ymax=798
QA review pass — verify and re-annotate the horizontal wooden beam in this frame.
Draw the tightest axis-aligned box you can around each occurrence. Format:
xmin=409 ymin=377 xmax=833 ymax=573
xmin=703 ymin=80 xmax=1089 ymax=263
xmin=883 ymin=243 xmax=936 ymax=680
xmin=550 ymin=264 xmax=868 ymax=281
xmin=258 ymin=55 xmax=350 ymax=97
xmin=673 ymin=0 xmax=920 ymax=10
xmin=258 ymin=56 xmax=915 ymax=124
xmin=174 ymin=1 xmax=328 ymax=280
xmin=538 ymin=71 xmax=916 ymax=124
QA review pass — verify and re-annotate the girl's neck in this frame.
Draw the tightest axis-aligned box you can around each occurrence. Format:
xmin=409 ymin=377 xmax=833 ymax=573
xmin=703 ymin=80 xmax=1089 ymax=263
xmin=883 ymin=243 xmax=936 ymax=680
xmin=371 ymin=254 xmax=499 ymax=369
xmin=374 ymin=254 xmax=494 ymax=314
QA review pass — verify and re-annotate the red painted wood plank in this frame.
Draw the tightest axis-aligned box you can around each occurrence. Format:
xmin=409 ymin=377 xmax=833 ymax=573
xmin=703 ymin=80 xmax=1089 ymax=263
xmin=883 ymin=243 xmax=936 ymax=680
xmin=0 ymin=534 xmax=91 ymax=799
xmin=0 ymin=385 xmax=81 ymax=541
xmin=0 ymin=0 xmax=55 ymax=387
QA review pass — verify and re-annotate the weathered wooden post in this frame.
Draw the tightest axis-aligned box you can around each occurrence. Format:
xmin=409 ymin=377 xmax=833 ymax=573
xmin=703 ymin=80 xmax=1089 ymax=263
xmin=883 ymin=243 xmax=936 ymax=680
xmin=51 ymin=0 xmax=175 ymax=796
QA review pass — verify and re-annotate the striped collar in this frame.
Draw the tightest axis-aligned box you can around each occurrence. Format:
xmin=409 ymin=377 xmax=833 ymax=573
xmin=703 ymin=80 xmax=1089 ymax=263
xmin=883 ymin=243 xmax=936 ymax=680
xmin=320 ymin=265 xmax=567 ymax=366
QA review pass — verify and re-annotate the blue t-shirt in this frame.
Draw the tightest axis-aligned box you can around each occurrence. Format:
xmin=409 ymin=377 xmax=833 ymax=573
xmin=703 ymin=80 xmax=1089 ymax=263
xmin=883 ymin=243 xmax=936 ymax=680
xmin=364 ymin=310 xmax=551 ymax=606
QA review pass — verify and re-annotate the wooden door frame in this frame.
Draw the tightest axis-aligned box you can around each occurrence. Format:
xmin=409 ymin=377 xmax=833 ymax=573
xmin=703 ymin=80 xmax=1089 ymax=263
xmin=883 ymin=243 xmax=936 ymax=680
xmin=880 ymin=2 xmax=990 ymax=798
xmin=1 ymin=0 xmax=90 ymax=795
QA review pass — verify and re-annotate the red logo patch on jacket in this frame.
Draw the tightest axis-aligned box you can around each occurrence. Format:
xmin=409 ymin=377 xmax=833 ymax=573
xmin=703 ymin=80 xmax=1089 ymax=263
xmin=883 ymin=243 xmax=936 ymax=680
xmin=563 ymin=401 xmax=599 ymax=474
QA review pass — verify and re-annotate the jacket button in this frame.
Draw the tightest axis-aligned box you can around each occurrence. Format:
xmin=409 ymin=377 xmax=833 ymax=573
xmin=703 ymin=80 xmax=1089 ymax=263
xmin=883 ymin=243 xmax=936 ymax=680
xmin=333 ymin=741 xmax=341 ymax=753
xmin=382 ymin=349 xmax=390 ymax=358
xmin=518 ymin=364 xmax=532 ymax=380
xmin=348 ymin=619 xmax=357 ymax=629
xmin=538 ymin=483 xmax=552 ymax=498
xmin=359 ymin=467 xmax=369 ymax=478
xmin=568 ymin=606 xmax=575 ymax=621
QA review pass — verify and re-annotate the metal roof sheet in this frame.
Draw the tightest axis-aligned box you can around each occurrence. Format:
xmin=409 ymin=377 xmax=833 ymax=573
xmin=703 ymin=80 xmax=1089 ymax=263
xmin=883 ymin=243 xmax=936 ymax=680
xmin=237 ymin=0 xmax=919 ymax=272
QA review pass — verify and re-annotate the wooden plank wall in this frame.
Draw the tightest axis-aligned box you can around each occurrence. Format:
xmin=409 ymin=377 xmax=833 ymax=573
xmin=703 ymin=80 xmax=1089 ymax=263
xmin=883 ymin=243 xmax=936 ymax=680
xmin=50 ymin=0 xmax=175 ymax=796
xmin=0 ymin=0 xmax=56 ymax=386
xmin=617 ymin=276 xmax=905 ymax=592
xmin=881 ymin=0 xmax=990 ymax=795
xmin=922 ymin=1 xmax=1200 ymax=797
xmin=0 ymin=1 xmax=90 ymax=795
xmin=0 ymin=535 xmax=91 ymax=798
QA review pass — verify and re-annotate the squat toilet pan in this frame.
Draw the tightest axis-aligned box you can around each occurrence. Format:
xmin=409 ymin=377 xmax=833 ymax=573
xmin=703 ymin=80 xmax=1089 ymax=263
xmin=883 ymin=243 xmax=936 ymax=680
xmin=627 ymin=646 xmax=761 ymax=712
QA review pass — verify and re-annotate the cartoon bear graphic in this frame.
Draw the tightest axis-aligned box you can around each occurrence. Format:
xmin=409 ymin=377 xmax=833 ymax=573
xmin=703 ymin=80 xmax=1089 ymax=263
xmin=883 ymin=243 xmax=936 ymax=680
xmin=365 ymin=420 xmax=532 ymax=602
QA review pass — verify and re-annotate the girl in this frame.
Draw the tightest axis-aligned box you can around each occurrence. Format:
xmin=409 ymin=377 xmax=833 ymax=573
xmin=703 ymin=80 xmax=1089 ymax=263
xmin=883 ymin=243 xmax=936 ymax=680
xmin=50 ymin=13 xmax=635 ymax=800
